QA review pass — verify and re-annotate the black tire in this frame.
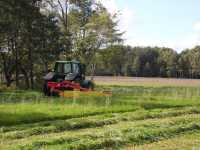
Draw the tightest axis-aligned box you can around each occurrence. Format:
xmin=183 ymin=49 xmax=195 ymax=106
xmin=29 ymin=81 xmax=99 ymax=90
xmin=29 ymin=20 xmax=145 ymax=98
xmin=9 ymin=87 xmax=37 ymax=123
xmin=81 ymin=80 xmax=95 ymax=90
xmin=43 ymin=82 xmax=51 ymax=96
xmin=87 ymin=81 xmax=95 ymax=90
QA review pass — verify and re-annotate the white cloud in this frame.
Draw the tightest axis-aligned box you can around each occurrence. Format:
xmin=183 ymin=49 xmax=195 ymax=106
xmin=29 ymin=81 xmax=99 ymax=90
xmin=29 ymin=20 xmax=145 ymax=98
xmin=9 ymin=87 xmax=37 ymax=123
xmin=193 ymin=21 xmax=200 ymax=31
xmin=99 ymin=0 xmax=136 ymax=44
xmin=99 ymin=1 xmax=200 ymax=52
xmin=98 ymin=0 xmax=118 ymax=14
xmin=127 ymin=33 xmax=200 ymax=53
xmin=179 ymin=33 xmax=200 ymax=50
xmin=119 ymin=8 xmax=135 ymax=33
xmin=126 ymin=21 xmax=200 ymax=52
xmin=173 ymin=22 xmax=200 ymax=51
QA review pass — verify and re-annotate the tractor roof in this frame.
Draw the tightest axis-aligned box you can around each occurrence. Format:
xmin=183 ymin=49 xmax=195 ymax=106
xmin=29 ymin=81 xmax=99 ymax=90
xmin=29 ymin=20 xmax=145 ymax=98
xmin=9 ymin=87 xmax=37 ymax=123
xmin=56 ymin=60 xmax=80 ymax=64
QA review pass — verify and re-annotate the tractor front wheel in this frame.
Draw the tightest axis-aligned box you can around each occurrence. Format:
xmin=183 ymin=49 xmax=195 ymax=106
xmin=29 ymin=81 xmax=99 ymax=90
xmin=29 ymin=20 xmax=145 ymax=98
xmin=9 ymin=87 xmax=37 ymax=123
xmin=83 ymin=80 xmax=94 ymax=90
xmin=81 ymin=80 xmax=94 ymax=90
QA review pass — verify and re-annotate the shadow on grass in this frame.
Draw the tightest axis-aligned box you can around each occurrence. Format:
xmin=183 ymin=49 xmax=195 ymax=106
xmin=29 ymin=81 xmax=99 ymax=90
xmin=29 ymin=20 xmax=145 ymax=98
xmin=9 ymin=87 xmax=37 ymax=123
xmin=0 ymin=112 xmax=49 ymax=127
xmin=0 ymin=107 xmax=139 ymax=127
xmin=140 ymin=102 xmax=191 ymax=110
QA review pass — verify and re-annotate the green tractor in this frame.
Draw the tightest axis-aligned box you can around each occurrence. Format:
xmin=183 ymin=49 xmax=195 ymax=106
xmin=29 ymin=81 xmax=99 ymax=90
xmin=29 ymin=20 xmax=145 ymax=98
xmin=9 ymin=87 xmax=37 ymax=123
xmin=43 ymin=61 xmax=94 ymax=96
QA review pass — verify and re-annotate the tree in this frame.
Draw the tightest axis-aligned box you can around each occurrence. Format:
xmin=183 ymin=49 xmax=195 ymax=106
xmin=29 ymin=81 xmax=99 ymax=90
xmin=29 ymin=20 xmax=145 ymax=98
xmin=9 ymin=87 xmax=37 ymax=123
xmin=0 ymin=0 xmax=63 ymax=88
xmin=98 ymin=45 xmax=127 ymax=76
xmin=95 ymin=46 xmax=180 ymax=78
xmin=157 ymin=48 xmax=178 ymax=77
xmin=179 ymin=46 xmax=200 ymax=78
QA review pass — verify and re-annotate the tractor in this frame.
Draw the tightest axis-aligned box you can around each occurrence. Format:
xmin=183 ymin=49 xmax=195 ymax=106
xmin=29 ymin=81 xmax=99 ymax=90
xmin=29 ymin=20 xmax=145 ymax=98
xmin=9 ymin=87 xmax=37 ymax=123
xmin=43 ymin=61 xmax=94 ymax=96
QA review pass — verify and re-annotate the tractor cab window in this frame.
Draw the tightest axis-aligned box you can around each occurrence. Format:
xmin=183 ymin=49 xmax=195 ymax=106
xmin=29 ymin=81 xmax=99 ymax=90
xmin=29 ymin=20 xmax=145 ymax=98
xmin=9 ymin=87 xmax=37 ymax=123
xmin=72 ymin=63 xmax=80 ymax=74
xmin=56 ymin=63 xmax=63 ymax=73
xmin=64 ymin=63 xmax=72 ymax=74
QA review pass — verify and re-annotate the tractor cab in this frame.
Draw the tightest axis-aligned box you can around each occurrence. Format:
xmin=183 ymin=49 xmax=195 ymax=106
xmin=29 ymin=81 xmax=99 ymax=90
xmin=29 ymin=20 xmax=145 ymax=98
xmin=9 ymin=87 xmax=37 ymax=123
xmin=54 ymin=61 xmax=85 ymax=81
xmin=44 ymin=61 xmax=85 ymax=82
xmin=54 ymin=61 xmax=84 ymax=75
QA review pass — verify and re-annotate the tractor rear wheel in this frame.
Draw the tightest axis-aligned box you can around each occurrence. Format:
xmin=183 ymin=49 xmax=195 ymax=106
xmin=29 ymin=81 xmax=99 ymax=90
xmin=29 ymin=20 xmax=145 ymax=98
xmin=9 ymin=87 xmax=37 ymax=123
xmin=43 ymin=82 xmax=51 ymax=96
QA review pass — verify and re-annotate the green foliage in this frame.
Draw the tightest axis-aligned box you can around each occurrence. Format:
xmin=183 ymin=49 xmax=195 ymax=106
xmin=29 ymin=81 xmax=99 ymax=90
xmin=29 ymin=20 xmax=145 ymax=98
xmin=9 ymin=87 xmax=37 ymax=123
xmin=0 ymin=0 xmax=123 ymax=89
xmin=178 ymin=46 xmax=200 ymax=78
xmin=94 ymin=45 xmax=200 ymax=78
xmin=95 ymin=46 xmax=179 ymax=77
xmin=0 ymin=0 xmax=63 ymax=88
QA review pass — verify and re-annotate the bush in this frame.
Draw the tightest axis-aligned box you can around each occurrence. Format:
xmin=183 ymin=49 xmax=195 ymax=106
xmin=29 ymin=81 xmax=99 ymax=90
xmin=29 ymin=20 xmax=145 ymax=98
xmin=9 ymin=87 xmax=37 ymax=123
xmin=0 ymin=84 xmax=16 ymax=92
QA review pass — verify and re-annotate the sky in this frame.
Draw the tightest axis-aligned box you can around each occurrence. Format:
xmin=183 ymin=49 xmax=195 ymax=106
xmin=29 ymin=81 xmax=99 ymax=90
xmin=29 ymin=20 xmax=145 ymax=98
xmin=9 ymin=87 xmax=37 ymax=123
xmin=100 ymin=0 xmax=200 ymax=52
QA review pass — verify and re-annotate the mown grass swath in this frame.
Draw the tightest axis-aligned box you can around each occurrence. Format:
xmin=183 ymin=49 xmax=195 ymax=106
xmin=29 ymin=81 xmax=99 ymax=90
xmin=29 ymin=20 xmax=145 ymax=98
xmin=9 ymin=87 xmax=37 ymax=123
xmin=0 ymin=85 xmax=200 ymax=150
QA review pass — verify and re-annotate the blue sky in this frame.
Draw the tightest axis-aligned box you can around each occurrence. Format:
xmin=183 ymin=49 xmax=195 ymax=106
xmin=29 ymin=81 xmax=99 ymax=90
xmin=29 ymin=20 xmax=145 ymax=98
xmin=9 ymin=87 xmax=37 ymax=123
xmin=100 ymin=0 xmax=200 ymax=52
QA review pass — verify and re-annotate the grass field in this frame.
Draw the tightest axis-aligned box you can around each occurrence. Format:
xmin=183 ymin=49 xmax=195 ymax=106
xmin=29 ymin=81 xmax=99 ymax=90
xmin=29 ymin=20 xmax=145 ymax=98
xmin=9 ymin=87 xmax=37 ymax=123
xmin=1 ymin=77 xmax=200 ymax=150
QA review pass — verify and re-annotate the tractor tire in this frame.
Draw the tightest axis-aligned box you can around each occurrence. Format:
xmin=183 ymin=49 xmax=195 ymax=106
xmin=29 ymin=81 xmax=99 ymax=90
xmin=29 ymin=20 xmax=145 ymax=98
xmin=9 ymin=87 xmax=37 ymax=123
xmin=43 ymin=82 xmax=51 ymax=96
xmin=87 ymin=81 xmax=95 ymax=90
xmin=81 ymin=80 xmax=94 ymax=90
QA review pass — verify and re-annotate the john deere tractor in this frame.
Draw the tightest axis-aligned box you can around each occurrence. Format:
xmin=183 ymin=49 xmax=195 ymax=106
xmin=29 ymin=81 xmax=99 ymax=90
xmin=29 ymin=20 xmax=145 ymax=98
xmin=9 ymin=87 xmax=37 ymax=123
xmin=43 ymin=61 xmax=94 ymax=96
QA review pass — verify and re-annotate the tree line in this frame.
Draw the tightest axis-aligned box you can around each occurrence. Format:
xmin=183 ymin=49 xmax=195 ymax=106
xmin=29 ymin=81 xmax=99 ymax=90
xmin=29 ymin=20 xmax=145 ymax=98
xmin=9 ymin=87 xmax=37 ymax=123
xmin=95 ymin=45 xmax=200 ymax=79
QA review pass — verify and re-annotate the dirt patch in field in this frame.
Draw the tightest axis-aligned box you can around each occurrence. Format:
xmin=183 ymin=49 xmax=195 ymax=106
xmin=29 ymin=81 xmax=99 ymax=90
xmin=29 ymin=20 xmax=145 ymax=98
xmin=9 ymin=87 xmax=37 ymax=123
xmin=88 ymin=76 xmax=200 ymax=87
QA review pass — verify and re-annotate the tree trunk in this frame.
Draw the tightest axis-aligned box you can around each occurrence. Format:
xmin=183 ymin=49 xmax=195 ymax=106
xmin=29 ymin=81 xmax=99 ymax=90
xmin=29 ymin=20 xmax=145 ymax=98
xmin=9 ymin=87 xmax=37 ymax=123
xmin=65 ymin=0 xmax=68 ymax=28
xmin=1 ymin=53 xmax=12 ymax=87
xmin=29 ymin=48 xmax=34 ymax=89
xmin=44 ymin=61 xmax=49 ymax=73
xmin=15 ymin=1 xmax=20 ymax=88
xmin=20 ymin=67 xmax=30 ymax=89
xmin=3 ymin=61 xmax=12 ymax=87
xmin=14 ymin=38 xmax=19 ymax=87
xmin=27 ymin=20 xmax=34 ymax=89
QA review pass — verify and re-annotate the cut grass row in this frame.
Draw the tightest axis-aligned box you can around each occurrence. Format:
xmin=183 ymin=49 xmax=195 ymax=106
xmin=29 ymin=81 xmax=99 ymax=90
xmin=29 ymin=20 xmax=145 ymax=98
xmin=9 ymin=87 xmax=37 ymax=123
xmin=1 ymin=106 xmax=200 ymax=140
xmin=129 ymin=132 xmax=200 ymax=150
xmin=0 ymin=104 xmax=139 ymax=127
xmin=12 ymin=114 xmax=200 ymax=150
xmin=1 ymin=94 xmax=200 ymax=127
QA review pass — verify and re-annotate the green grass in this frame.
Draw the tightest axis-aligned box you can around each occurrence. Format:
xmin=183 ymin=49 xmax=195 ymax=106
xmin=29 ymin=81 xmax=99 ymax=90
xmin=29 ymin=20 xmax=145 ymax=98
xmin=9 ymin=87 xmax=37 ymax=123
xmin=0 ymin=103 xmax=139 ymax=126
xmin=1 ymin=85 xmax=200 ymax=150
xmin=129 ymin=131 xmax=200 ymax=150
